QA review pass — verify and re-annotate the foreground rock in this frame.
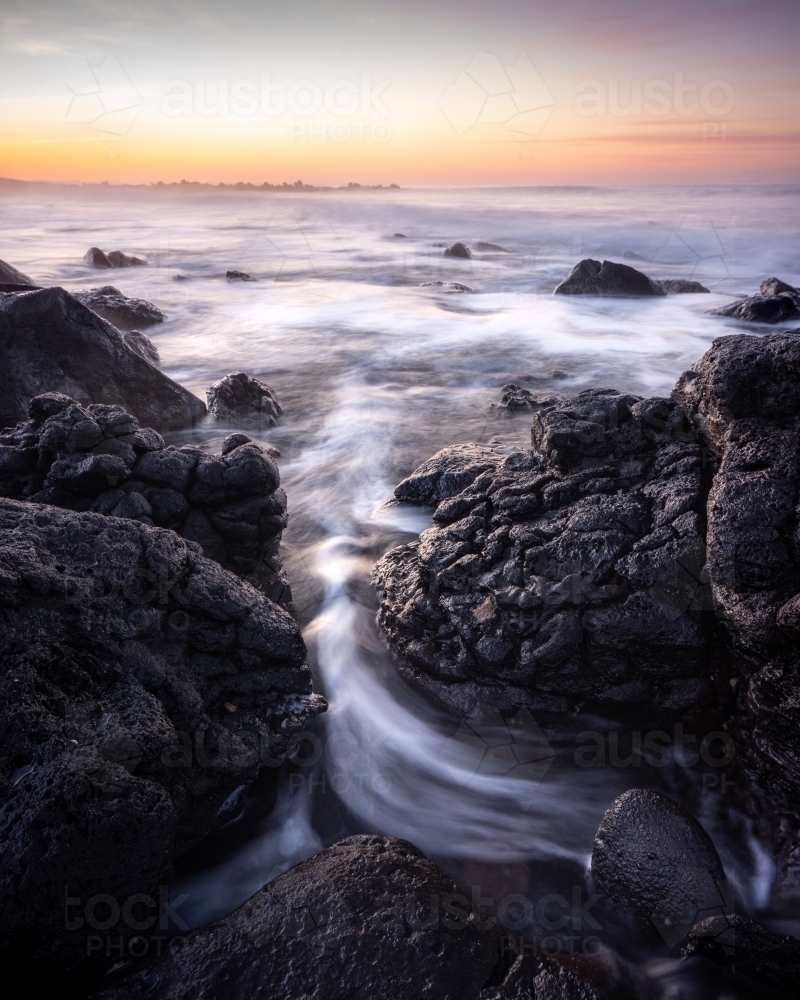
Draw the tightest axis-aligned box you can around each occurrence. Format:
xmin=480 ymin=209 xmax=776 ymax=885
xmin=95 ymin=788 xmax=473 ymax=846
xmin=682 ymin=913 xmax=800 ymax=996
xmin=673 ymin=330 xmax=800 ymax=885
xmin=0 ymin=498 xmax=323 ymax=980
xmin=712 ymin=277 xmax=800 ymax=324
xmin=72 ymin=286 xmax=165 ymax=330
xmin=84 ymin=247 xmax=147 ymax=268
xmin=93 ymin=836 xmax=506 ymax=1000
xmin=444 ymin=242 xmax=473 ymax=259
xmin=375 ymin=391 xmax=718 ymax=716
xmin=554 ymin=259 xmax=666 ymax=297
xmin=0 ymin=287 xmax=205 ymax=431
xmin=590 ymin=790 xmax=728 ymax=948
xmin=0 ymin=257 xmax=39 ymax=292
xmin=0 ymin=394 xmax=291 ymax=602
xmin=206 ymin=371 xmax=282 ymax=429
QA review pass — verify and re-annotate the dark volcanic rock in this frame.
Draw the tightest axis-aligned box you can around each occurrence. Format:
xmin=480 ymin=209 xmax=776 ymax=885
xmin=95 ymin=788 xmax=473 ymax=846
xmin=712 ymin=277 xmax=800 ymax=324
xmin=0 ymin=394 xmax=291 ymax=602
xmin=0 ymin=287 xmax=205 ymax=432
xmin=0 ymin=498 xmax=324 ymax=978
xmin=93 ymin=835 xmax=505 ymax=1000
xmin=84 ymin=247 xmax=147 ymax=268
xmin=72 ymin=286 xmax=165 ymax=330
xmin=591 ymin=790 xmax=729 ymax=948
xmin=374 ymin=391 xmax=717 ymax=716
xmin=673 ymin=330 xmax=800 ymax=867
xmin=123 ymin=329 xmax=160 ymax=365
xmin=554 ymin=259 xmax=666 ymax=297
xmin=226 ymin=269 xmax=254 ymax=281
xmin=656 ymin=279 xmax=710 ymax=294
xmin=206 ymin=371 xmax=282 ymax=429
xmin=489 ymin=384 xmax=560 ymax=414
xmin=444 ymin=242 xmax=473 ymax=259
xmin=682 ymin=913 xmax=800 ymax=996
xmin=0 ymin=257 xmax=39 ymax=292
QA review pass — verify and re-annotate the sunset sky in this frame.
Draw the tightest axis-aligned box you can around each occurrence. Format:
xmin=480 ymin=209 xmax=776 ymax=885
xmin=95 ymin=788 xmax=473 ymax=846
xmin=0 ymin=0 xmax=798 ymax=185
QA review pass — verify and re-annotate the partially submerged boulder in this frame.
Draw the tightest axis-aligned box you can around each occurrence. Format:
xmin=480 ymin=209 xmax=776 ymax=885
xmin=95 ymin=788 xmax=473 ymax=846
xmin=84 ymin=247 xmax=147 ymax=268
xmin=206 ymin=371 xmax=282 ymax=429
xmin=375 ymin=392 xmax=717 ymax=716
xmin=711 ymin=277 xmax=800 ymax=324
xmin=123 ymin=329 xmax=160 ymax=365
xmin=554 ymin=260 xmax=666 ymax=297
xmin=420 ymin=281 xmax=473 ymax=293
xmin=72 ymin=286 xmax=165 ymax=330
xmin=444 ymin=242 xmax=472 ymax=260
xmin=92 ymin=835 xmax=505 ymax=1000
xmin=0 ymin=258 xmax=39 ymax=292
xmin=0 ymin=498 xmax=323 ymax=979
xmin=226 ymin=269 xmax=255 ymax=281
xmin=0 ymin=394 xmax=291 ymax=603
xmin=656 ymin=279 xmax=710 ymax=294
xmin=0 ymin=287 xmax=204 ymax=432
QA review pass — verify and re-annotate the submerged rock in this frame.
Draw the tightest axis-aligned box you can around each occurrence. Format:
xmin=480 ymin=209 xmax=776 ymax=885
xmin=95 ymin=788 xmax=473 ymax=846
xmin=554 ymin=259 xmax=666 ymax=297
xmin=444 ymin=242 xmax=473 ymax=260
xmin=374 ymin=391 xmax=716 ymax=716
xmin=0 ymin=287 xmax=205 ymax=432
xmin=92 ymin=835 xmax=505 ymax=1000
xmin=473 ymin=242 xmax=509 ymax=252
xmin=206 ymin=371 xmax=283 ymax=429
xmin=0 ymin=394 xmax=291 ymax=602
xmin=421 ymin=281 xmax=474 ymax=293
xmin=226 ymin=269 xmax=255 ymax=281
xmin=72 ymin=286 xmax=165 ymax=330
xmin=711 ymin=277 xmax=800 ymax=324
xmin=0 ymin=498 xmax=323 ymax=981
xmin=84 ymin=247 xmax=148 ymax=268
xmin=656 ymin=279 xmax=710 ymax=294
xmin=0 ymin=258 xmax=39 ymax=291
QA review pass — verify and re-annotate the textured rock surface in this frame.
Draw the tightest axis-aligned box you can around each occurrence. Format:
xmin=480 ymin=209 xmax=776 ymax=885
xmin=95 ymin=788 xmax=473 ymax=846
xmin=72 ymin=286 xmax=165 ymax=330
xmin=673 ymin=330 xmax=800 ymax=880
xmin=444 ymin=242 xmax=473 ymax=259
xmin=0 ymin=287 xmax=205 ymax=431
xmin=226 ymin=269 xmax=254 ymax=281
xmin=682 ymin=913 xmax=800 ymax=996
xmin=0 ymin=498 xmax=324 ymax=977
xmin=123 ymin=329 xmax=160 ymax=365
xmin=206 ymin=371 xmax=282 ymax=429
xmin=711 ymin=277 xmax=800 ymax=324
xmin=93 ymin=835 xmax=506 ymax=1000
xmin=554 ymin=260 xmax=665 ymax=297
xmin=84 ymin=247 xmax=147 ymax=268
xmin=374 ymin=391 xmax=717 ymax=716
xmin=656 ymin=279 xmax=710 ymax=294
xmin=421 ymin=281 xmax=473 ymax=293
xmin=0 ymin=257 xmax=39 ymax=291
xmin=0 ymin=394 xmax=291 ymax=603
xmin=591 ymin=790 xmax=728 ymax=947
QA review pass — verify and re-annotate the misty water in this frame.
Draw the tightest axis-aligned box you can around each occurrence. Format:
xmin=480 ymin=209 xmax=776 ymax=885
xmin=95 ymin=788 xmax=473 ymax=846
xmin=4 ymin=182 xmax=800 ymax=981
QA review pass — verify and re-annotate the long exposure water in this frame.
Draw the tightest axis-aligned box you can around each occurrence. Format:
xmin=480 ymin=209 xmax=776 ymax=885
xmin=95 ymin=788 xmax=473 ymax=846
xmin=3 ymin=181 xmax=799 ymax=987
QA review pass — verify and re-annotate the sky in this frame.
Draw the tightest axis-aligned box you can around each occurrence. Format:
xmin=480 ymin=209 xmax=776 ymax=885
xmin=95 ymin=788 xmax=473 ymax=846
xmin=0 ymin=0 xmax=798 ymax=185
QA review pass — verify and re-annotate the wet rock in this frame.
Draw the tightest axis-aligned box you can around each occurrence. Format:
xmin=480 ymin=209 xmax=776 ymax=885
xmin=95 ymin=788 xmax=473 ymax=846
xmin=711 ymin=277 xmax=800 ymax=324
xmin=206 ymin=371 xmax=282 ymax=429
xmin=682 ymin=913 xmax=800 ymax=996
xmin=590 ymin=790 xmax=729 ymax=948
xmin=554 ymin=259 xmax=666 ymax=297
xmin=374 ymin=392 xmax=716 ymax=716
xmin=0 ymin=395 xmax=291 ymax=603
xmin=0 ymin=258 xmax=39 ymax=292
xmin=84 ymin=247 xmax=148 ymax=268
xmin=72 ymin=286 xmax=165 ymax=330
xmin=226 ymin=269 xmax=254 ymax=281
xmin=444 ymin=242 xmax=473 ymax=259
xmin=474 ymin=242 xmax=509 ymax=253
xmin=0 ymin=498 xmax=324 ymax=981
xmin=490 ymin=384 xmax=560 ymax=414
xmin=123 ymin=329 xmax=160 ymax=365
xmin=622 ymin=250 xmax=648 ymax=262
xmin=392 ymin=232 xmax=407 ymax=238
xmin=481 ymin=953 xmax=617 ymax=999
xmin=656 ymin=279 xmax=710 ymax=294
xmin=421 ymin=281 xmax=474 ymax=293
xmin=0 ymin=287 xmax=205 ymax=432
xmin=92 ymin=835 xmax=504 ymax=1000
